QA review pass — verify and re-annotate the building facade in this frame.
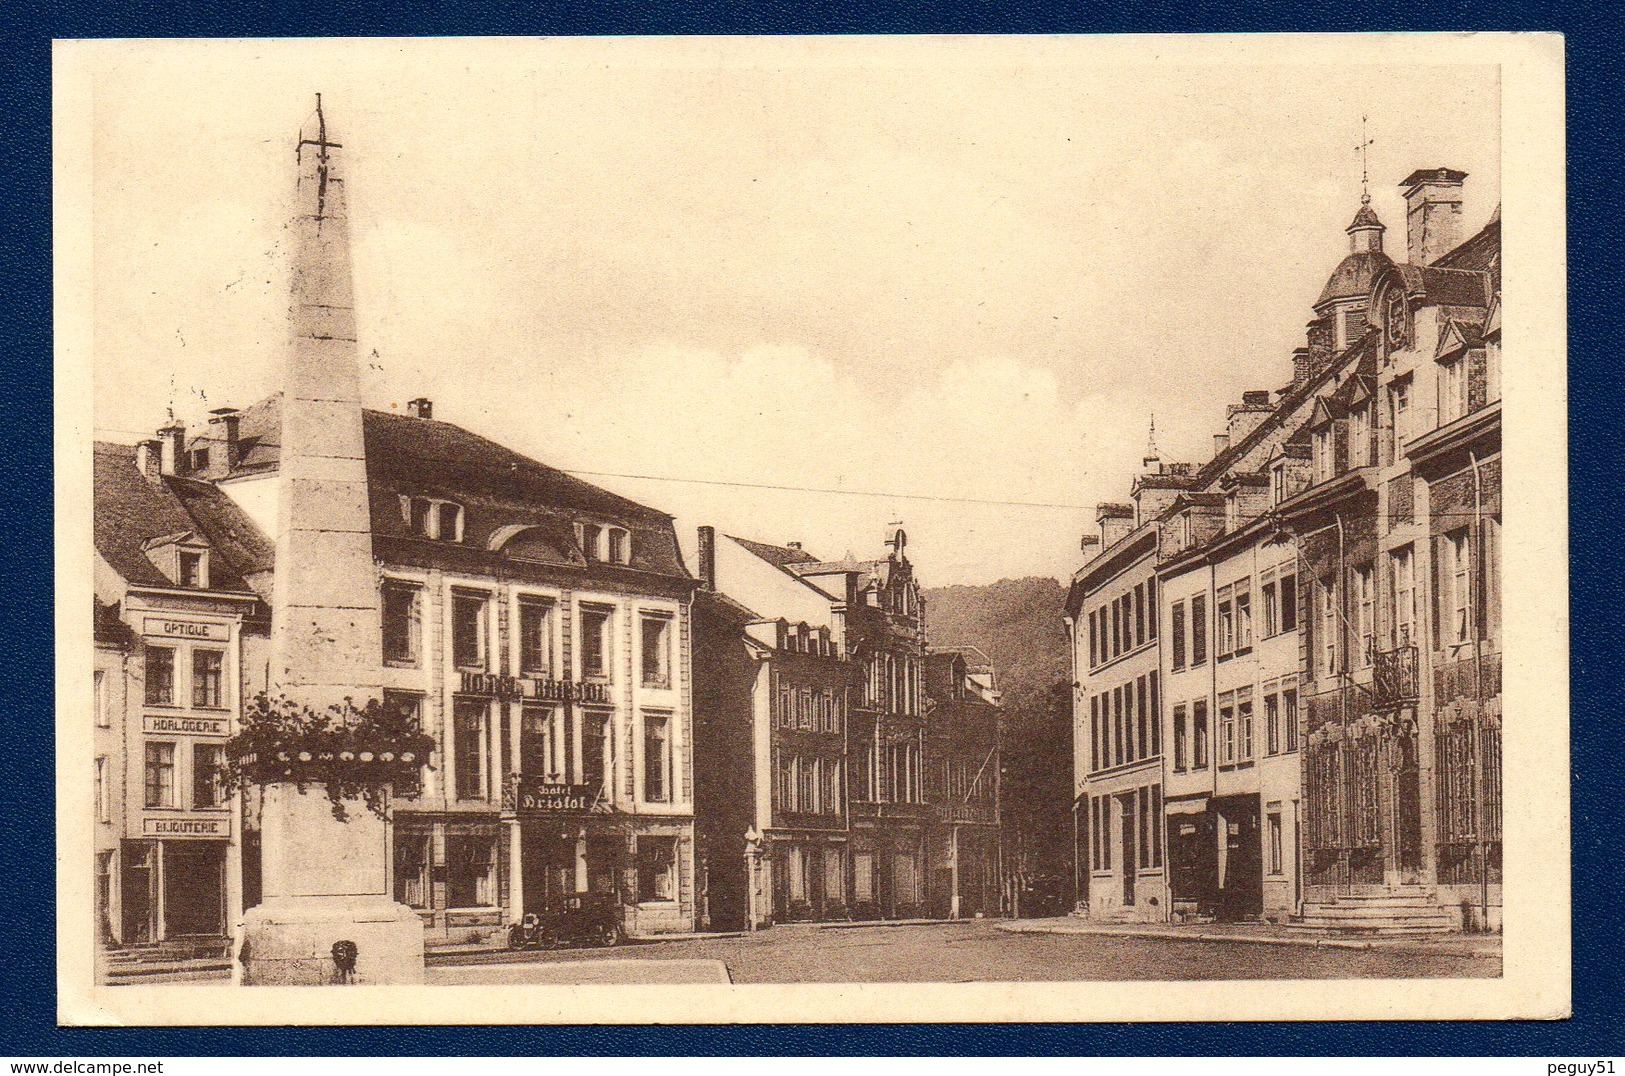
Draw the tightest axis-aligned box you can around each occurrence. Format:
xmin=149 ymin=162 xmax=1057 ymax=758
xmin=172 ymin=395 xmax=703 ymax=945
xmin=1067 ymin=502 xmax=1166 ymax=921
xmin=92 ymin=440 xmax=270 ymax=953
xmin=922 ymin=648 xmax=1003 ymax=920
xmin=1068 ymin=166 xmax=1501 ymax=933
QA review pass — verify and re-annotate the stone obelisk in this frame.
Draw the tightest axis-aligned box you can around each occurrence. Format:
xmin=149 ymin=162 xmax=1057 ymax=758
xmin=239 ymin=97 xmax=424 ymax=985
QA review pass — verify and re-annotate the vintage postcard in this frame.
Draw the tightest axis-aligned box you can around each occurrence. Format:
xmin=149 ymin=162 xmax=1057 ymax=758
xmin=54 ymin=33 xmax=1568 ymax=1024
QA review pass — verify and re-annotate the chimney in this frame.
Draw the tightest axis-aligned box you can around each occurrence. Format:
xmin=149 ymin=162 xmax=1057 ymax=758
xmin=1306 ymin=317 xmax=1335 ymax=371
xmin=1079 ymin=533 xmax=1101 ymax=554
xmin=135 ymin=439 xmax=163 ymax=480
xmin=696 ymin=525 xmax=716 ymax=590
xmin=1212 ymin=433 xmax=1230 ymax=457
xmin=1291 ymin=347 xmax=1313 ymax=388
xmin=407 ymin=397 xmax=433 ymax=420
xmin=1097 ymin=502 xmax=1134 ymax=549
xmin=208 ymin=407 xmax=241 ymax=470
xmin=1227 ymin=391 xmax=1274 ymax=445
xmin=1401 ymin=168 xmax=1467 ymax=265
xmin=158 ymin=421 xmax=186 ymax=476
xmin=786 ymin=541 xmax=802 ymax=552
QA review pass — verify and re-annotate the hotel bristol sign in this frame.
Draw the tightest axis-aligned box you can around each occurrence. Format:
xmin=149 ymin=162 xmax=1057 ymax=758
xmin=503 ymin=775 xmax=613 ymax=815
xmin=459 ymin=672 xmax=610 ymax=705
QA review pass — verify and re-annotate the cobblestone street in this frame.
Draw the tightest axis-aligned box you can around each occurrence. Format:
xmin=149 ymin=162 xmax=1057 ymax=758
xmin=429 ymin=920 xmax=1500 ymax=984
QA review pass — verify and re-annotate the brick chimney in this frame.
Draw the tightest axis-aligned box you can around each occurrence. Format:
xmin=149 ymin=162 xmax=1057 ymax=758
xmin=157 ymin=420 xmax=187 ymax=476
xmin=407 ymin=397 xmax=433 ymax=420
xmin=208 ymin=407 xmax=241 ymax=470
xmin=1401 ymin=168 xmax=1467 ymax=265
xmin=1097 ymin=502 xmax=1134 ymax=549
xmin=135 ymin=438 xmax=163 ymax=480
xmin=1226 ymin=390 xmax=1274 ymax=445
xmin=696 ymin=525 xmax=716 ymax=590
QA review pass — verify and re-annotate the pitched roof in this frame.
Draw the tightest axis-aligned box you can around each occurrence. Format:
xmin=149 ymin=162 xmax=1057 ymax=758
xmin=93 ymin=442 xmax=261 ymax=594
xmin=728 ymin=535 xmax=820 ymax=570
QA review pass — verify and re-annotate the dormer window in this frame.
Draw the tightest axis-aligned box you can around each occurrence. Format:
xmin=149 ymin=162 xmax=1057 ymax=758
xmin=1312 ymin=424 xmax=1336 ymax=485
xmin=575 ymin=522 xmax=632 ymax=565
xmin=1270 ymin=462 xmax=1286 ymax=505
xmin=190 ymin=448 xmax=210 ymax=473
xmin=1349 ymin=404 xmax=1372 ymax=468
xmin=400 ymin=496 xmax=464 ymax=542
xmin=178 ymin=549 xmax=206 ymax=588
xmin=1438 ymin=353 xmax=1468 ymax=425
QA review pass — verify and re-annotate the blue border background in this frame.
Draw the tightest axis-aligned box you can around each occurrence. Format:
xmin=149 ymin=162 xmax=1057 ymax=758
xmin=4 ymin=1 xmax=1616 ymax=1056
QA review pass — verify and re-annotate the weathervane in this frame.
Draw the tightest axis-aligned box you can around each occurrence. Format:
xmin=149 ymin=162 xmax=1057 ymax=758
xmin=1143 ymin=412 xmax=1160 ymax=470
xmin=1355 ymin=113 xmax=1375 ymax=205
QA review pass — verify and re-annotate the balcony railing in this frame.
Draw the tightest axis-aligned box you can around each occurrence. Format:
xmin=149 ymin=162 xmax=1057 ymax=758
xmin=1373 ymin=645 xmax=1420 ymax=709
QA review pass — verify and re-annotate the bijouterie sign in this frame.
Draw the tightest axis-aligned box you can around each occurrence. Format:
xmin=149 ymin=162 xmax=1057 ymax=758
xmin=142 ymin=814 xmax=230 ymax=838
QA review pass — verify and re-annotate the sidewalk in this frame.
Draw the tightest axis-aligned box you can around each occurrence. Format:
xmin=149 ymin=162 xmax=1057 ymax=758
xmin=998 ymin=916 xmax=1502 ymax=958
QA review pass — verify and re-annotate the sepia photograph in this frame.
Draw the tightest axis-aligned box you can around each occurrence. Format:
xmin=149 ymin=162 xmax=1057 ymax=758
xmin=54 ymin=33 xmax=1567 ymax=1024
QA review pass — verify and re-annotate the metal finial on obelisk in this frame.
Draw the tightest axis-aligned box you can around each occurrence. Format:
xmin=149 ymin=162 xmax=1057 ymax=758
xmin=1143 ymin=412 xmax=1160 ymax=471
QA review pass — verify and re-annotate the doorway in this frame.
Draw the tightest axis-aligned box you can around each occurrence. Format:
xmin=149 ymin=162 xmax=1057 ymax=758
xmin=1120 ymin=792 xmax=1137 ymax=906
xmin=1215 ymin=795 xmax=1262 ymax=921
xmin=120 ymin=842 xmax=156 ymax=945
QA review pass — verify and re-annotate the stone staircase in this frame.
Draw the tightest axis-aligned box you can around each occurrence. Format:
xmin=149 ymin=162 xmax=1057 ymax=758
xmin=101 ymin=938 xmax=233 ymax=983
xmin=1290 ymin=886 xmax=1454 ymax=936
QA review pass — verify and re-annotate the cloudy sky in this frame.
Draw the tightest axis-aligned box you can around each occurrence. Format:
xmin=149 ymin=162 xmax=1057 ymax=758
xmin=82 ymin=38 xmax=1499 ymax=586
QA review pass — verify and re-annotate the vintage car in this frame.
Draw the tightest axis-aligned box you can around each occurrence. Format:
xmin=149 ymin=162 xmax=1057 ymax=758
xmin=508 ymin=892 xmax=624 ymax=950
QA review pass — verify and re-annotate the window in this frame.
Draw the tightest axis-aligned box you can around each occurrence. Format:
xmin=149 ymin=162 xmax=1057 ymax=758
xmin=1268 ymin=811 xmax=1284 ymax=875
xmin=451 ymin=590 xmax=488 ymax=671
xmin=1190 ymin=595 xmax=1207 ymax=665
xmin=1279 ymin=572 xmax=1298 ymax=632
xmin=1261 ymin=577 xmax=1278 ymax=638
xmin=1112 ymin=686 xmax=1125 ymax=767
xmin=382 ymin=581 xmax=423 ymax=665
xmin=643 ymin=713 xmax=671 ymax=803
xmin=853 ymin=852 xmax=875 ymax=902
xmin=1390 ymin=546 xmax=1416 ymax=647
xmin=192 ymin=743 xmax=226 ymax=808
xmin=144 ymin=741 xmax=175 ymax=807
xmin=382 ymin=691 xmax=424 ymax=796
xmin=515 ymin=597 xmax=552 ymax=675
xmin=1218 ymin=693 xmax=1236 ymax=766
xmin=1354 ymin=564 xmax=1376 ymax=667
xmin=1312 ymin=425 xmax=1334 ymax=484
xmin=1149 ymin=785 xmax=1164 ymax=868
xmin=606 ymin=527 xmax=630 ymax=565
xmin=95 ymin=756 xmax=109 ymax=823
xmin=145 ymin=646 xmax=175 ymax=706
xmin=1320 ymin=579 xmax=1339 ymax=676
xmin=191 ymin=649 xmax=224 ymax=709
xmin=580 ymin=606 xmax=613 ymax=679
xmin=1170 ymin=602 xmax=1186 ymax=670
xmin=190 ymin=448 xmax=210 ymax=473
xmin=640 ymin=614 xmax=672 ymax=688
xmin=394 ymin=833 xmax=430 ymax=908
xmin=1110 ymin=602 xmax=1121 ymax=660
xmin=1485 ymin=516 xmax=1502 ymax=644
xmin=799 ymin=688 xmax=813 ymax=730
xmin=1192 ymin=700 xmax=1209 ymax=768
xmin=1172 ymin=704 xmax=1188 ymax=771
xmin=446 ymin=833 xmax=496 ymax=907
xmin=1265 ymin=692 xmax=1281 ymax=756
xmin=1089 ymin=696 xmax=1101 ymax=772
xmin=1147 ymin=577 xmax=1158 ymax=639
xmin=1216 ymin=585 xmax=1234 ymax=658
xmin=1135 ymin=676 xmax=1149 ymax=762
xmin=1283 ymin=684 xmax=1299 ymax=753
xmin=579 ymin=523 xmax=603 ymax=562
xmin=1150 ymin=671 xmax=1161 ymax=755
xmin=637 ymin=837 xmax=677 ymax=902
xmin=453 ymin=698 xmax=489 ymax=801
xmin=1388 ymin=375 xmax=1412 ymax=457
xmin=581 ymin=712 xmax=610 ymax=797
xmin=1439 ymin=355 xmax=1468 ymax=424
xmin=1134 ymin=584 xmax=1147 ymax=647
xmin=1235 ymin=579 xmax=1252 ymax=651
xmin=1087 ymin=610 xmax=1098 ymax=668
xmin=1446 ymin=530 xmax=1472 ymax=646
xmin=94 ymin=670 xmax=108 ymax=728
xmin=1237 ymin=689 xmax=1254 ymax=762
xmin=401 ymin=496 xmax=463 ymax=541
xmin=1350 ymin=404 xmax=1372 ymax=468
xmin=178 ymin=550 xmax=206 ymax=588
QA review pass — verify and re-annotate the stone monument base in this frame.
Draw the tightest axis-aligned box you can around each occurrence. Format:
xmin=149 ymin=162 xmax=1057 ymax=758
xmin=238 ymin=895 xmax=425 ymax=986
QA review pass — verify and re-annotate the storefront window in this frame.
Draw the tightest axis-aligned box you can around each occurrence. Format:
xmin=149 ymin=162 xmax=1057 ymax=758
xmin=192 ymin=742 xmax=226 ymax=808
xmin=192 ymin=649 xmax=224 ymax=709
xmin=637 ymin=837 xmax=676 ymax=903
xmin=394 ymin=832 xmax=431 ymax=908
xmin=446 ymin=833 xmax=496 ymax=908
xmin=853 ymin=851 xmax=874 ymax=902
xmin=144 ymin=741 xmax=175 ymax=807
xmin=145 ymin=646 xmax=175 ymax=706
